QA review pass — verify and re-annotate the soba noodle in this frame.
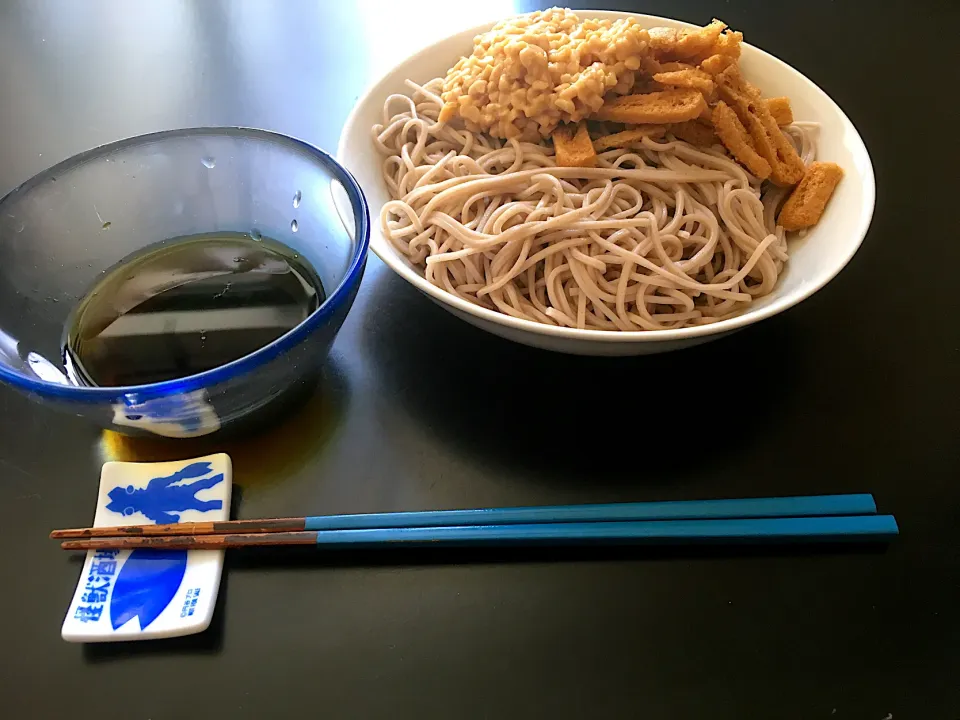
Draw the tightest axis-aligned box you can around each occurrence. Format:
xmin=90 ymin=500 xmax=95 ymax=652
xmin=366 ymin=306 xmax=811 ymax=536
xmin=373 ymin=78 xmax=818 ymax=331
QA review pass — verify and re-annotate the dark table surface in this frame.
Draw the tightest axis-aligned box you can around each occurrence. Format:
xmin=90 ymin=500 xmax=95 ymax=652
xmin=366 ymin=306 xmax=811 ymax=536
xmin=1 ymin=1 xmax=958 ymax=718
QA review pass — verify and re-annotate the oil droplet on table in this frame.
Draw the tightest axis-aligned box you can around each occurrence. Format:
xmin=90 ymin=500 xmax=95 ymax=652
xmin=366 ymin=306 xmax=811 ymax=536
xmin=290 ymin=219 xmax=299 ymax=233
xmin=201 ymin=156 xmax=216 ymax=169
xmin=293 ymin=190 xmax=302 ymax=209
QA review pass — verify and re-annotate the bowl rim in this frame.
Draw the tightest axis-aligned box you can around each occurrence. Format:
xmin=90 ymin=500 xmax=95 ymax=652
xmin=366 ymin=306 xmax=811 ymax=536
xmin=0 ymin=126 xmax=370 ymax=401
xmin=339 ymin=10 xmax=876 ymax=345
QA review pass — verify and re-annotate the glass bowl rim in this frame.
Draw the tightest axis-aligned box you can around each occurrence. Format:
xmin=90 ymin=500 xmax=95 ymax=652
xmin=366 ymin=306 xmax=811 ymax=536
xmin=0 ymin=126 xmax=370 ymax=402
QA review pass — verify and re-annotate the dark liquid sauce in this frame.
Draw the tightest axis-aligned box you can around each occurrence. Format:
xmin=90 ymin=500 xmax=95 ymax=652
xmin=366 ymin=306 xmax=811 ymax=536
xmin=63 ymin=233 xmax=324 ymax=387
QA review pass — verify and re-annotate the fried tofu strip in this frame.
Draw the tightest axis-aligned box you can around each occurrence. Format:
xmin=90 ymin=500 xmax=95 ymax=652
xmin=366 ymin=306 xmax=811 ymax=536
xmin=596 ymin=89 xmax=708 ymax=124
xmin=732 ymin=95 xmax=804 ymax=185
xmin=778 ymin=162 xmax=844 ymax=230
xmin=552 ymin=123 xmax=597 ymax=167
xmin=670 ymin=120 xmax=719 ymax=147
xmin=699 ymin=53 xmax=736 ymax=76
xmin=593 ymin=126 xmax=667 ymax=151
xmin=653 ymin=68 xmax=716 ymax=95
xmin=712 ymin=102 xmax=771 ymax=179
xmin=647 ymin=27 xmax=682 ymax=56
xmin=650 ymin=19 xmax=743 ymax=65
xmin=765 ymin=97 xmax=793 ymax=126
xmin=709 ymin=30 xmax=743 ymax=59
xmin=649 ymin=20 xmax=727 ymax=61
xmin=716 ymin=69 xmax=804 ymax=185
xmin=716 ymin=64 xmax=761 ymax=99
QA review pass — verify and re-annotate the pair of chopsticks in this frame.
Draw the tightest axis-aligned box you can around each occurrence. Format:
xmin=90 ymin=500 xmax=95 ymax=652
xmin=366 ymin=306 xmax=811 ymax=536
xmin=52 ymin=494 xmax=897 ymax=551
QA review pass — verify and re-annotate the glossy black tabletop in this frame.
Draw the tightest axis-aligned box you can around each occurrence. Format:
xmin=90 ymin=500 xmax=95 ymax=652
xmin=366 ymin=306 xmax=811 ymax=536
xmin=1 ymin=1 xmax=957 ymax=718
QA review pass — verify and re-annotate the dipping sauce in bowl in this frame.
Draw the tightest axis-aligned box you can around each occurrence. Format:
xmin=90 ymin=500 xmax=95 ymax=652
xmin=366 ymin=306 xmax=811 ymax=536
xmin=0 ymin=128 xmax=369 ymax=437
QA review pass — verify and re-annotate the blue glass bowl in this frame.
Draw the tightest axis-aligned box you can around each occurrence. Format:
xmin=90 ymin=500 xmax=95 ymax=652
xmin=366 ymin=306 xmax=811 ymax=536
xmin=0 ymin=128 xmax=369 ymax=437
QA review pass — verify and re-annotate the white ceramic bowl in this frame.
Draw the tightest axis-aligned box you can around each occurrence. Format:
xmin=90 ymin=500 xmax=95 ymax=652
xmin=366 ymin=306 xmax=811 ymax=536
xmin=338 ymin=11 xmax=875 ymax=356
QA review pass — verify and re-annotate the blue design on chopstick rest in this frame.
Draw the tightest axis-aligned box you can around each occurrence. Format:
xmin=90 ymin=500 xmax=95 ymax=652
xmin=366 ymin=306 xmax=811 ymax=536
xmin=73 ymin=549 xmax=121 ymax=624
xmin=100 ymin=461 xmax=225 ymax=630
xmin=110 ymin=550 xmax=188 ymax=630
xmin=181 ymin=588 xmax=201 ymax=618
xmin=106 ymin=461 xmax=224 ymax=524
xmin=62 ymin=454 xmax=232 ymax=642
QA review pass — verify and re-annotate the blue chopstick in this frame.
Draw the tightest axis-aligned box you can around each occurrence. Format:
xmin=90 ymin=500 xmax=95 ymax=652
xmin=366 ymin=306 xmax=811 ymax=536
xmin=303 ymin=494 xmax=877 ymax=531
xmin=309 ymin=515 xmax=898 ymax=548
xmin=58 ymin=513 xmax=898 ymax=551
xmin=54 ymin=494 xmax=890 ymax=553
